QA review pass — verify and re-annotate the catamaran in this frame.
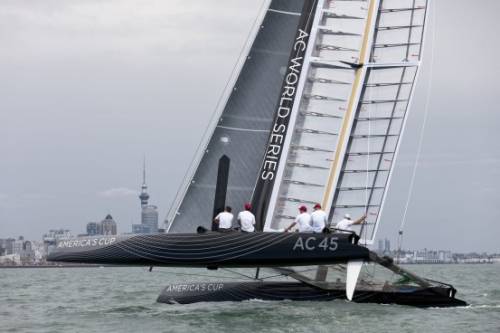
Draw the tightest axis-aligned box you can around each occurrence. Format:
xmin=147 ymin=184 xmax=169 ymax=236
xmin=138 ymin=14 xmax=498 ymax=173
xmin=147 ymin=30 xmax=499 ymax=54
xmin=48 ymin=0 xmax=466 ymax=307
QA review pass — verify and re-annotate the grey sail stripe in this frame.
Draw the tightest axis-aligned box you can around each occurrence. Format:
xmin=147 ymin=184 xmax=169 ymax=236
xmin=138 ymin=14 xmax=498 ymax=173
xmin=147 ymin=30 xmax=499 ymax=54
xmin=283 ymin=179 xmax=324 ymax=187
xmin=380 ymin=7 xmax=426 ymax=13
xmin=301 ymin=111 xmax=342 ymax=119
xmin=222 ymin=114 xmax=273 ymax=123
xmin=308 ymin=77 xmax=351 ymax=85
xmin=275 ymin=215 xmax=295 ymax=220
xmin=217 ymin=125 xmax=269 ymax=133
xmin=291 ymin=145 xmax=334 ymax=153
xmin=253 ymin=48 xmax=290 ymax=57
xmin=281 ymin=197 xmax=318 ymax=205
xmin=268 ymin=9 xmax=301 ymax=16
xmin=296 ymin=128 xmax=338 ymax=136
xmin=191 ymin=184 xmax=255 ymax=191
xmin=286 ymin=162 xmax=329 ymax=170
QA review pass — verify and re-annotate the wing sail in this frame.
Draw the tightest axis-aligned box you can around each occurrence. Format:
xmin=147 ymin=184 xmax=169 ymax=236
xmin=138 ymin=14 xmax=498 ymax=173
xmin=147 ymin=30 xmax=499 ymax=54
xmin=263 ymin=0 xmax=430 ymax=244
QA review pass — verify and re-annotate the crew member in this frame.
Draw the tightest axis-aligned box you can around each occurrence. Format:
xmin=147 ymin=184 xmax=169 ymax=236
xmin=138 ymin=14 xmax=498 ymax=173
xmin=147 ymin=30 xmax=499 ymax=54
xmin=237 ymin=203 xmax=256 ymax=232
xmin=284 ymin=205 xmax=313 ymax=232
xmin=334 ymin=213 xmax=366 ymax=233
xmin=214 ymin=206 xmax=234 ymax=232
xmin=311 ymin=203 xmax=327 ymax=233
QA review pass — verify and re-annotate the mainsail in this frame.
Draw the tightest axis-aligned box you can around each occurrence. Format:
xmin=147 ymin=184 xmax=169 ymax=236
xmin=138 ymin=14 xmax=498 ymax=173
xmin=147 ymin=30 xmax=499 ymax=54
xmin=167 ymin=0 xmax=318 ymax=232
xmin=167 ymin=0 xmax=430 ymax=244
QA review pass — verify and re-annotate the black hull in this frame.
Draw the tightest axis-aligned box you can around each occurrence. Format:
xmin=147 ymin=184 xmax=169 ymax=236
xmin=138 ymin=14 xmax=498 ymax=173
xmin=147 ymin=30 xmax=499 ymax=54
xmin=47 ymin=232 xmax=368 ymax=268
xmin=157 ymin=281 xmax=467 ymax=308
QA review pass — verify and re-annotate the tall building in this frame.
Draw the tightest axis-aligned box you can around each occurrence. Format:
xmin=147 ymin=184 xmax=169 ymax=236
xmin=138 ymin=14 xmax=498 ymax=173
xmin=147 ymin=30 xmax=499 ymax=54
xmin=378 ymin=239 xmax=384 ymax=253
xmin=384 ymin=239 xmax=391 ymax=253
xmin=101 ymin=214 xmax=117 ymax=235
xmin=142 ymin=205 xmax=159 ymax=233
xmin=86 ymin=222 xmax=102 ymax=236
xmin=132 ymin=158 xmax=159 ymax=234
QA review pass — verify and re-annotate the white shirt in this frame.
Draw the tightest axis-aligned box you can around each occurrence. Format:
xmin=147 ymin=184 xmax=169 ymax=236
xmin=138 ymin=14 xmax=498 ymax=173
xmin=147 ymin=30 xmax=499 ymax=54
xmin=335 ymin=218 xmax=355 ymax=232
xmin=237 ymin=210 xmax=256 ymax=232
xmin=311 ymin=209 xmax=327 ymax=233
xmin=295 ymin=212 xmax=313 ymax=232
xmin=215 ymin=211 xmax=233 ymax=229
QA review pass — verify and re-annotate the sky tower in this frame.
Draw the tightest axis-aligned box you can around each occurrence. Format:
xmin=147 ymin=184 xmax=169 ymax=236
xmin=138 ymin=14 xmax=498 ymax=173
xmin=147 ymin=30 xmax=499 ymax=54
xmin=133 ymin=157 xmax=158 ymax=234
xmin=139 ymin=157 xmax=150 ymax=208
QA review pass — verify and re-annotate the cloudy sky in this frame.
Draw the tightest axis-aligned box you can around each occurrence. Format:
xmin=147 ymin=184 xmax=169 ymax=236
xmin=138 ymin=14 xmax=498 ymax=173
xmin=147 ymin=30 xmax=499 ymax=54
xmin=1 ymin=0 xmax=499 ymax=252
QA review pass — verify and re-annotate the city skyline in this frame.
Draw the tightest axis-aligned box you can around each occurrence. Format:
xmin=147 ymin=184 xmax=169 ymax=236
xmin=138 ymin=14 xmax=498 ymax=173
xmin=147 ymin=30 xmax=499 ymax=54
xmin=1 ymin=0 xmax=500 ymax=252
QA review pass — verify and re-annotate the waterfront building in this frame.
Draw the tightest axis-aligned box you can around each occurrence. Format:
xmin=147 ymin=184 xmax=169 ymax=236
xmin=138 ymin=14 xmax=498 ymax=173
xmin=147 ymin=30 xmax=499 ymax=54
xmin=384 ymin=239 xmax=391 ymax=253
xmin=141 ymin=205 xmax=159 ymax=233
xmin=43 ymin=229 xmax=72 ymax=255
xmin=4 ymin=238 xmax=16 ymax=255
xmin=0 ymin=238 xmax=14 ymax=255
xmin=86 ymin=222 xmax=102 ymax=236
xmin=378 ymin=239 xmax=384 ymax=253
xmin=100 ymin=214 xmax=117 ymax=235
xmin=9 ymin=237 xmax=36 ymax=264
xmin=132 ymin=159 xmax=159 ymax=234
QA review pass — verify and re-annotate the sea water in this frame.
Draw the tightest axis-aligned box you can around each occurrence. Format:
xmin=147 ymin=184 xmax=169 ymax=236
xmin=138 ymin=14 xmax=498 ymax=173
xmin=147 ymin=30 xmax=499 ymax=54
xmin=1 ymin=264 xmax=499 ymax=333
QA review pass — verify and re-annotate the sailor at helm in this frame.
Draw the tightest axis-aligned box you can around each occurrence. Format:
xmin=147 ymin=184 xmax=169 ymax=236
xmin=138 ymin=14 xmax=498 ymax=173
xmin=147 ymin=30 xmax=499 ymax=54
xmin=237 ymin=203 xmax=256 ymax=232
xmin=284 ymin=205 xmax=313 ymax=232
xmin=334 ymin=213 xmax=366 ymax=233
xmin=214 ymin=206 xmax=234 ymax=232
xmin=311 ymin=203 xmax=327 ymax=233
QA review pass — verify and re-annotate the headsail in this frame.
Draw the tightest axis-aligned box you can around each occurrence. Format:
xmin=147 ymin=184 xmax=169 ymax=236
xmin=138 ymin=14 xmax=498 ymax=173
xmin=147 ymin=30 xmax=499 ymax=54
xmin=263 ymin=0 xmax=430 ymax=244
xmin=167 ymin=0 xmax=315 ymax=232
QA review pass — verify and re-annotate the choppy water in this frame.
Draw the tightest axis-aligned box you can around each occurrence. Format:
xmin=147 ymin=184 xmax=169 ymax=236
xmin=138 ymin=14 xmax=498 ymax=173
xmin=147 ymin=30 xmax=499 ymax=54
xmin=1 ymin=264 xmax=499 ymax=333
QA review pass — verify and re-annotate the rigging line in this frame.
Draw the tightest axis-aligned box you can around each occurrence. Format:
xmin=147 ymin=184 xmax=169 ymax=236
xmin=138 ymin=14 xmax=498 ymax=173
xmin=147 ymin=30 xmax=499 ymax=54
xmin=363 ymin=73 xmax=373 ymax=244
xmin=260 ymin=267 xmax=325 ymax=280
xmin=397 ymin=0 xmax=436 ymax=261
xmin=163 ymin=0 xmax=269 ymax=229
xmin=149 ymin=269 xmax=250 ymax=281
xmin=221 ymin=268 xmax=262 ymax=281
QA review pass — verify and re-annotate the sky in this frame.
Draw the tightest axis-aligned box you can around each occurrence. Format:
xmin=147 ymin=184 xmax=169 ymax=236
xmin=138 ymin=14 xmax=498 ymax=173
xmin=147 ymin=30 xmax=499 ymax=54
xmin=1 ymin=0 xmax=499 ymax=253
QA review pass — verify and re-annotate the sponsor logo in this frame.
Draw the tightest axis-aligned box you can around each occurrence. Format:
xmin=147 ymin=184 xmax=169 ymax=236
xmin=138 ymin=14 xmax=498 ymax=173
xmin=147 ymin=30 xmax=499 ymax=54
xmin=165 ymin=283 xmax=224 ymax=293
xmin=260 ymin=29 xmax=310 ymax=181
xmin=292 ymin=236 xmax=339 ymax=251
xmin=56 ymin=237 xmax=116 ymax=249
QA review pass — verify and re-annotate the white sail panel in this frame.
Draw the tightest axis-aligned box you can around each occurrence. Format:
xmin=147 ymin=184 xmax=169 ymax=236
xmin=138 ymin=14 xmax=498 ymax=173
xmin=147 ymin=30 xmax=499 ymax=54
xmin=371 ymin=0 xmax=428 ymax=63
xmin=266 ymin=0 xmax=372 ymax=230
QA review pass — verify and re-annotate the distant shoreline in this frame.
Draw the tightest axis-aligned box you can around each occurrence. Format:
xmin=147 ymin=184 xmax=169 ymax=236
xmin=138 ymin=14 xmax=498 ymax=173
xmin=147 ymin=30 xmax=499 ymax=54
xmin=0 ymin=264 xmax=115 ymax=269
xmin=401 ymin=262 xmax=496 ymax=265
xmin=0 ymin=262 xmax=497 ymax=269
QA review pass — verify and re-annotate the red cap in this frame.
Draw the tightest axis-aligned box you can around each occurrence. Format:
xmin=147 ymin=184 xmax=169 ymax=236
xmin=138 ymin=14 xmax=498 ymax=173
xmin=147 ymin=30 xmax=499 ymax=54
xmin=299 ymin=205 xmax=307 ymax=212
xmin=244 ymin=203 xmax=252 ymax=211
xmin=314 ymin=203 xmax=321 ymax=209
